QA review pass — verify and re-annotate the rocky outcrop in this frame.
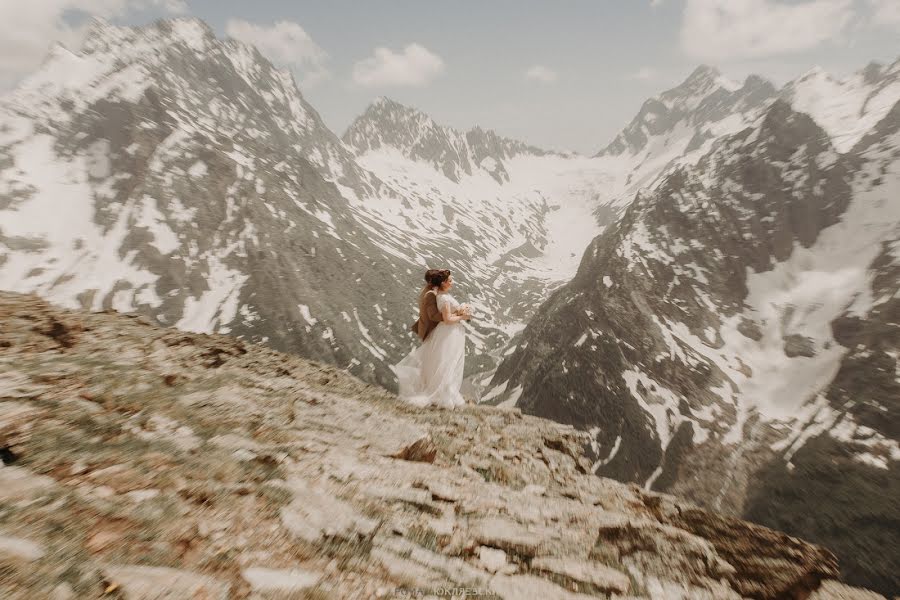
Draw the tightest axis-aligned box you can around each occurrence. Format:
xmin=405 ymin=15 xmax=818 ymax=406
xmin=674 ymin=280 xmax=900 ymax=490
xmin=0 ymin=291 xmax=876 ymax=599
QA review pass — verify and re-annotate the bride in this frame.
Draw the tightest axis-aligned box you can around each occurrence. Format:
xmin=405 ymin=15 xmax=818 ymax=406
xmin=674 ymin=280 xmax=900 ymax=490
xmin=392 ymin=269 xmax=472 ymax=408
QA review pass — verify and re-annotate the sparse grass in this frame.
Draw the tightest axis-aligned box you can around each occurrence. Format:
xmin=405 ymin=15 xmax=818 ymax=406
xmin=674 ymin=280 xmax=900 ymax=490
xmin=473 ymin=462 xmax=525 ymax=489
xmin=258 ymin=482 xmax=293 ymax=507
xmin=316 ymin=535 xmax=376 ymax=571
xmin=298 ymin=588 xmax=335 ymax=600
xmin=406 ymin=525 xmax=439 ymax=553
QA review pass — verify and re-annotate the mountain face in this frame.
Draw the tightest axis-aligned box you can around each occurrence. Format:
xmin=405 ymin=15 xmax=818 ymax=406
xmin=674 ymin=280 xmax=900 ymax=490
xmin=486 ymin=98 xmax=900 ymax=593
xmin=344 ymin=97 xmax=552 ymax=184
xmin=0 ymin=18 xmax=432 ymax=390
xmin=781 ymin=60 xmax=900 ymax=153
xmin=342 ymin=98 xmax=616 ymax=386
xmin=0 ymin=18 xmax=615 ymax=394
xmin=0 ymin=290 xmax=877 ymax=600
xmin=595 ymin=60 xmax=900 ymax=210
xmin=597 ymin=66 xmax=779 ymax=201
xmin=600 ymin=66 xmax=777 ymax=159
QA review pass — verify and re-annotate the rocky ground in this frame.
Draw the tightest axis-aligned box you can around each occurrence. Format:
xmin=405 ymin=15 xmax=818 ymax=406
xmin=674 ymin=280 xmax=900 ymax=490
xmin=0 ymin=292 xmax=886 ymax=599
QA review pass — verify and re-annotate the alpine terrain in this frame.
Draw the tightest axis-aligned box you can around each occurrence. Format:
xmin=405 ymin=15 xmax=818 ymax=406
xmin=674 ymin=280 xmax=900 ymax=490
xmin=1 ymin=12 xmax=898 ymax=597
xmin=486 ymin=60 xmax=900 ymax=594
xmin=0 ymin=290 xmax=883 ymax=599
xmin=0 ymin=17 xmax=604 ymax=393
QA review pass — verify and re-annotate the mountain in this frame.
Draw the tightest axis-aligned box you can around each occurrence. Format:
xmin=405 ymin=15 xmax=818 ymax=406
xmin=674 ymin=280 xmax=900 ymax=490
xmin=596 ymin=66 xmax=778 ymax=201
xmin=485 ymin=96 xmax=900 ymax=593
xmin=781 ymin=59 xmax=900 ymax=153
xmin=0 ymin=17 xmax=436 ymax=392
xmin=594 ymin=59 xmax=900 ymax=210
xmin=342 ymin=97 xmax=617 ymax=386
xmin=0 ymin=290 xmax=884 ymax=599
xmin=0 ymin=17 xmax=609 ymax=393
xmin=344 ymin=96 xmax=553 ymax=184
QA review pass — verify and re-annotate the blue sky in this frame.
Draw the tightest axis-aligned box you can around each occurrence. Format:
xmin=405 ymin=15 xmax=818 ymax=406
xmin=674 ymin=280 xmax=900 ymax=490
xmin=2 ymin=1 xmax=898 ymax=153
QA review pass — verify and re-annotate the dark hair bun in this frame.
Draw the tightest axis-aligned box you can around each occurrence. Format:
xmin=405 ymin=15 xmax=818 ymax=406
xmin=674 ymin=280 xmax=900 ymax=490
xmin=426 ymin=269 xmax=451 ymax=288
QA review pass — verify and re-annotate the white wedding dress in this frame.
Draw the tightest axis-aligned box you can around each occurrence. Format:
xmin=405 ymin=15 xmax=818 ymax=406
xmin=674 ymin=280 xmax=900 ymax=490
xmin=392 ymin=292 xmax=466 ymax=408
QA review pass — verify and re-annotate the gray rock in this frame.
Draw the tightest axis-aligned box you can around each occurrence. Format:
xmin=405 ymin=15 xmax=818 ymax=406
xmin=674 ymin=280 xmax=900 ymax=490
xmin=241 ymin=567 xmax=321 ymax=593
xmin=783 ymin=334 xmax=816 ymax=358
xmin=531 ymin=556 xmax=631 ymax=594
xmin=0 ymin=535 xmax=44 ymax=561
xmin=490 ymin=574 xmax=597 ymax=599
xmin=0 ymin=466 xmax=56 ymax=502
xmin=279 ymin=480 xmax=379 ymax=543
xmin=101 ymin=565 xmax=230 ymax=600
xmin=807 ymin=580 xmax=888 ymax=600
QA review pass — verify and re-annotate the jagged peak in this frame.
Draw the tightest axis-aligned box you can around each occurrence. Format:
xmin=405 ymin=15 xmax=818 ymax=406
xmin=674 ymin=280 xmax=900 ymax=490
xmin=860 ymin=62 xmax=884 ymax=86
xmin=743 ymin=73 xmax=776 ymax=91
xmin=345 ymin=97 xmax=551 ymax=157
xmin=360 ymin=96 xmax=431 ymax=121
xmin=732 ymin=98 xmax=834 ymax=157
xmin=81 ymin=16 xmax=218 ymax=56
xmin=685 ymin=64 xmax=722 ymax=84
xmin=798 ymin=65 xmax=829 ymax=80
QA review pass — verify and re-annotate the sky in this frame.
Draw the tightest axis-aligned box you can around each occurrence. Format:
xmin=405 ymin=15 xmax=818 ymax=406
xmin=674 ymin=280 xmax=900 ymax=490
xmin=0 ymin=0 xmax=898 ymax=154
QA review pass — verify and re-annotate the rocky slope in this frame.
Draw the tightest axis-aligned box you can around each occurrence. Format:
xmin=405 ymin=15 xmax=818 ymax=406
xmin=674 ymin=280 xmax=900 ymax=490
xmin=485 ymin=97 xmax=900 ymax=595
xmin=781 ymin=60 xmax=900 ymax=153
xmin=0 ymin=291 xmax=886 ymax=599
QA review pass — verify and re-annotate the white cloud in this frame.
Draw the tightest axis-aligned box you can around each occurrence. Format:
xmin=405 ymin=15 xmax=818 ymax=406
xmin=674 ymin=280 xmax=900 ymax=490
xmin=867 ymin=0 xmax=900 ymax=29
xmin=680 ymin=0 xmax=856 ymax=61
xmin=226 ymin=19 xmax=329 ymax=87
xmin=524 ymin=65 xmax=558 ymax=84
xmin=0 ymin=0 xmax=186 ymax=89
xmin=651 ymin=0 xmax=664 ymax=7
xmin=628 ymin=67 xmax=657 ymax=81
xmin=352 ymin=44 xmax=444 ymax=88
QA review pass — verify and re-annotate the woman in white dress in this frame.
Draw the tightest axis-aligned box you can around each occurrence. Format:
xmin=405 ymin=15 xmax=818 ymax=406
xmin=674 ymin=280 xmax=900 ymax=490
xmin=392 ymin=269 xmax=472 ymax=408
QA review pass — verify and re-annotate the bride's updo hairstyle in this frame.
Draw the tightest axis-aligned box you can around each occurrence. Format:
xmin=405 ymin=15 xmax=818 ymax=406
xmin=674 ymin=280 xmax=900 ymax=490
xmin=426 ymin=269 xmax=451 ymax=289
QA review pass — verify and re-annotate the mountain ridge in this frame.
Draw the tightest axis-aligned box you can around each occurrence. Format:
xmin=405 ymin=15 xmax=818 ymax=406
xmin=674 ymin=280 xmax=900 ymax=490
xmin=484 ymin=94 xmax=900 ymax=594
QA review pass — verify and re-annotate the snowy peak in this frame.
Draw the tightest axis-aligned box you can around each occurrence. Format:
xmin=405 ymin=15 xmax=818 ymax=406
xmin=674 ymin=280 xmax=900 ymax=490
xmin=663 ymin=64 xmax=730 ymax=102
xmin=0 ymin=16 xmax=426 ymax=389
xmin=779 ymin=56 xmax=900 ymax=153
xmin=598 ymin=66 xmax=776 ymax=157
xmin=4 ymin=17 xmax=366 ymax=190
xmin=486 ymin=86 xmax=900 ymax=594
xmin=81 ymin=17 xmax=216 ymax=55
xmin=343 ymin=97 xmax=551 ymax=183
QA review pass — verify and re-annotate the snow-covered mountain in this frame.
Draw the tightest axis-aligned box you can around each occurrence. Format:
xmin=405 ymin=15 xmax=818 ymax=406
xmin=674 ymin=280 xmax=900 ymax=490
xmin=596 ymin=66 xmax=778 ymax=206
xmin=594 ymin=60 xmax=900 ymax=210
xmin=485 ymin=93 xmax=900 ymax=593
xmin=2 ymin=13 xmax=898 ymax=594
xmin=342 ymin=97 xmax=618 ymax=382
xmin=344 ymin=97 xmax=552 ymax=184
xmin=782 ymin=60 xmax=900 ymax=153
xmin=0 ymin=18 xmax=445 ymax=389
xmin=0 ymin=17 xmax=610 ymax=392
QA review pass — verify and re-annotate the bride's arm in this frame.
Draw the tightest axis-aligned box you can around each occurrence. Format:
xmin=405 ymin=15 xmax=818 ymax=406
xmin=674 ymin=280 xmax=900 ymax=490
xmin=442 ymin=301 xmax=469 ymax=323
